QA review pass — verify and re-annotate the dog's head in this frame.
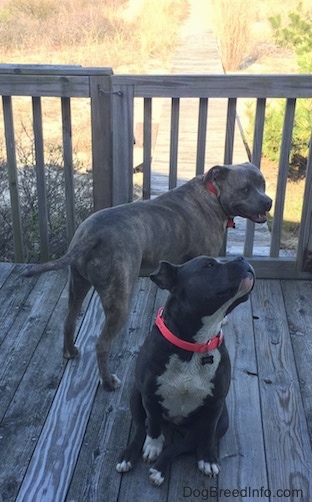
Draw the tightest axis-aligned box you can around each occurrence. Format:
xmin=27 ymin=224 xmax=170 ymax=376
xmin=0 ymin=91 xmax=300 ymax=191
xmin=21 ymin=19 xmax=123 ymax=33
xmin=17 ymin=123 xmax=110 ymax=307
xmin=204 ymin=162 xmax=272 ymax=223
xmin=150 ymin=256 xmax=255 ymax=341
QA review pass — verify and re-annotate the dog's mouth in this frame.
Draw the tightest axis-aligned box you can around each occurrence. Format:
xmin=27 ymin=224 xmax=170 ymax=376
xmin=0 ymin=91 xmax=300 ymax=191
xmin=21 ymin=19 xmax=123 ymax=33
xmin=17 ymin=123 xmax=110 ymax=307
xmin=233 ymin=201 xmax=271 ymax=224
xmin=238 ymin=273 xmax=255 ymax=295
xmin=247 ymin=213 xmax=267 ymax=224
xmin=236 ymin=210 xmax=268 ymax=224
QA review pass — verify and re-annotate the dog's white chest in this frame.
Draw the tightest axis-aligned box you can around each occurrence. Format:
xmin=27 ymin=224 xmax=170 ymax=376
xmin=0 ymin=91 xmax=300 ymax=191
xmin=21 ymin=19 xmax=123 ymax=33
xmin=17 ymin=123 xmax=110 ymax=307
xmin=156 ymin=351 xmax=221 ymax=423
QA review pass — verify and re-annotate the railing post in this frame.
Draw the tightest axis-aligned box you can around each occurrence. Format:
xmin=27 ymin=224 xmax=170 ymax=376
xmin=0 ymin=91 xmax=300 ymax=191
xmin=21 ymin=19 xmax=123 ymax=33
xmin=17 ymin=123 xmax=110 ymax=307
xmin=2 ymin=96 xmax=24 ymax=262
xmin=90 ymin=70 xmax=113 ymax=211
xmin=32 ymin=96 xmax=49 ymax=262
xmin=111 ymin=83 xmax=134 ymax=205
xmin=297 ymin=133 xmax=312 ymax=272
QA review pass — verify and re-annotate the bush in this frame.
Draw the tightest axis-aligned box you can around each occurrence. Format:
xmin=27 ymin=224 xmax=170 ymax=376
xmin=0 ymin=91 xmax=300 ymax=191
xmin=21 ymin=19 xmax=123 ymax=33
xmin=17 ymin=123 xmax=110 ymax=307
xmin=210 ymin=0 xmax=256 ymax=71
xmin=245 ymin=3 xmax=312 ymax=176
xmin=270 ymin=2 xmax=312 ymax=73
xmin=266 ymin=100 xmax=311 ymax=179
xmin=246 ymin=97 xmax=312 ymax=180
xmin=0 ymin=145 xmax=93 ymax=262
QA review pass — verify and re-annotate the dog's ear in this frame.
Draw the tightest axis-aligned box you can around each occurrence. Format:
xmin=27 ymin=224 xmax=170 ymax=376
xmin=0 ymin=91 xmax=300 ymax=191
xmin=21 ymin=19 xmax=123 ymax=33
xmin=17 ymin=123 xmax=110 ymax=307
xmin=150 ymin=261 xmax=178 ymax=291
xmin=204 ymin=165 xmax=230 ymax=194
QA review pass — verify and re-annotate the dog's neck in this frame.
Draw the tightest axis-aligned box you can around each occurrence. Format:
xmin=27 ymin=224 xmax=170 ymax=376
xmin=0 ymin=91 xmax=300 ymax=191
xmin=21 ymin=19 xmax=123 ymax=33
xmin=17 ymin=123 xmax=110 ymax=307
xmin=156 ymin=308 xmax=224 ymax=354
xmin=205 ymin=180 xmax=235 ymax=229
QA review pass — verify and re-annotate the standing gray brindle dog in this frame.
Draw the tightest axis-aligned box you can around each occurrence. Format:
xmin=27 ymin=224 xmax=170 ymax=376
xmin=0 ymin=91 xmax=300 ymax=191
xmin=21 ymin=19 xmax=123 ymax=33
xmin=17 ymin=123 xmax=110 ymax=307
xmin=23 ymin=162 xmax=272 ymax=391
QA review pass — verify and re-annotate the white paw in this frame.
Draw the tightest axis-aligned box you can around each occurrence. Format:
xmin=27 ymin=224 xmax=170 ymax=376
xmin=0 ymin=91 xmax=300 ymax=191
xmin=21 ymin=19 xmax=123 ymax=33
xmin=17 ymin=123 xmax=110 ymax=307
xmin=142 ymin=434 xmax=164 ymax=462
xmin=116 ymin=460 xmax=132 ymax=473
xmin=198 ymin=460 xmax=220 ymax=477
xmin=149 ymin=468 xmax=165 ymax=486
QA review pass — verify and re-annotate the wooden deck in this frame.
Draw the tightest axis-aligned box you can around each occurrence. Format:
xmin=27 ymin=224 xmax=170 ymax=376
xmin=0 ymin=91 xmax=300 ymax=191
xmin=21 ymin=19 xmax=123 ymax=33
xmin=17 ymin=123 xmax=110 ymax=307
xmin=1 ymin=261 xmax=312 ymax=501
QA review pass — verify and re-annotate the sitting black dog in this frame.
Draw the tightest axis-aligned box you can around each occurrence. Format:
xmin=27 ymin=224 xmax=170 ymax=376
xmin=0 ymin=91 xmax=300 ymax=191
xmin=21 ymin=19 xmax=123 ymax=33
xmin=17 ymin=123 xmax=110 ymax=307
xmin=116 ymin=256 xmax=255 ymax=486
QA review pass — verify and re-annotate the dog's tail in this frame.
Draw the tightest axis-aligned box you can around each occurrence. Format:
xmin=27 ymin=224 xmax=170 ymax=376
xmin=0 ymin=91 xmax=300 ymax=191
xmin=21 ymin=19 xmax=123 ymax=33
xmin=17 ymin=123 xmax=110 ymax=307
xmin=22 ymin=254 xmax=73 ymax=277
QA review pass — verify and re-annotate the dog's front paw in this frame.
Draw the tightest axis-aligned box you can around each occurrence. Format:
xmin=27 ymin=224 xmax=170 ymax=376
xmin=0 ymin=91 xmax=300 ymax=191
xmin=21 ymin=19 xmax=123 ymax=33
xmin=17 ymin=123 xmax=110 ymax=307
xmin=100 ymin=373 xmax=121 ymax=392
xmin=198 ymin=460 xmax=220 ymax=477
xmin=142 ymin=434 xmax=164 ymax=462
xmin=149 ymin=467 xmax=165 ymax=486
xmin=116 ymin=460 xmax=132 ymax=473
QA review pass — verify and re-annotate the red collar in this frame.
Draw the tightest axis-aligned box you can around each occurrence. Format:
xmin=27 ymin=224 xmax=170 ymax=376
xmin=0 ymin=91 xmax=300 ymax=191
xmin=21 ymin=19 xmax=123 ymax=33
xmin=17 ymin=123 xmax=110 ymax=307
xmin=155 ymin=308 xmax=224 ymax=354
xmin=206 ymin=180 xmax=235 ymax=229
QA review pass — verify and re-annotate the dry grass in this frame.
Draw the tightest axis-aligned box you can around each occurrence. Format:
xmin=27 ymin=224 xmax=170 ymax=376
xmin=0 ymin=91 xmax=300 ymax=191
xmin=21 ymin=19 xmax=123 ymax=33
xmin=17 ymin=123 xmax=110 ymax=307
xmin=0 ymin=0 xmax=188 ymax=71
xmin=211 ymin=0 xmax=312 ymax=71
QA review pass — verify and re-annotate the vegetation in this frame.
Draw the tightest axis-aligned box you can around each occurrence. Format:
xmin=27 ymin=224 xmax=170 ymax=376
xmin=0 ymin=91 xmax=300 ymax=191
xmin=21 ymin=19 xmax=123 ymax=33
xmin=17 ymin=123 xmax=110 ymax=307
xmin=0 ymin=0 xmax=188 ymax=70
xmin=261 ymin=3 xmax=312 ymax=179
xmin=0 ymin=146 xmax=93 ymax=262
xmin=210 ymin=0 xmax=255 ymax=71
xmin=270 ymin=2 xmax=312 ymax=73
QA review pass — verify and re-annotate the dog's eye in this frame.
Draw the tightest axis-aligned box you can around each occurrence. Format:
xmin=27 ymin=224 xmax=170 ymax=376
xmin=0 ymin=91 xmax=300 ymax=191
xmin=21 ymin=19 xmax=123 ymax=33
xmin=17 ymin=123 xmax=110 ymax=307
xmin=241 ymin=186 xmax=250 ymax=194
xmin=203 ymin=261 xmax=215 ymax=269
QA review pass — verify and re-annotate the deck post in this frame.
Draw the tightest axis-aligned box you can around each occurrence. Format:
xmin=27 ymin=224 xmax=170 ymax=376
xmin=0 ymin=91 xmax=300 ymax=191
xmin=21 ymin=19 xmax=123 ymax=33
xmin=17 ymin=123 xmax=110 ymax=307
xmin=111 ymin=83 xmax=134 ymax=205
xmin=90 ymin=70 xmax=114 ymax=211
xmin=297 ymin=135 xmax=312 ymax=272
xmin=2 ymin=96 xmax=24 ymax=262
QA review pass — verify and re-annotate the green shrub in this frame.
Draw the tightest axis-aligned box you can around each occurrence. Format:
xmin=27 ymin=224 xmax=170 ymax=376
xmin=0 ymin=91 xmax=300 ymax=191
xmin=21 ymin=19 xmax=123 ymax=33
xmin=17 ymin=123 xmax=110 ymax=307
xmin=262 ymin=99 xmax=311 ymax=179
xmin=246 ymin=3 xmax=312 ymax=176
xmin=270 ymin=2 xmax=312 ymax=73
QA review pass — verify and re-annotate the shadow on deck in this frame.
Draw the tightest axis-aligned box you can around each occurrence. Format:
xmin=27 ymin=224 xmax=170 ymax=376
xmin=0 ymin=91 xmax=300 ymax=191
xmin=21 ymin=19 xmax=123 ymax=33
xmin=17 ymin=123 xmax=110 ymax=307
xmin=0 ymin=262 xmax=312 ymax=501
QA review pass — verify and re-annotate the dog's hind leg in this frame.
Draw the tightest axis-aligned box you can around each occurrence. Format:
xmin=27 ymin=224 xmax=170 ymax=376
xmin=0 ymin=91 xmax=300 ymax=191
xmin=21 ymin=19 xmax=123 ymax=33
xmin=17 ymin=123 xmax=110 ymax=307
xmin=63 ymin=267 xmax=91 ymax=359
xmin=116 ymin=386 xmax=146 ymax=472
xmin=95 ymin=267 xmax=138 ymax=391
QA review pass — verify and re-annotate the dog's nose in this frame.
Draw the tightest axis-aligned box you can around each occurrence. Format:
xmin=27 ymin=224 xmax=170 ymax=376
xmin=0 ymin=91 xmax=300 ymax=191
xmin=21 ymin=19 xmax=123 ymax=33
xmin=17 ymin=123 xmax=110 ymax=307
xmin=265 ymin=196 xmax=272 ymax=211
xmin=234 ymin=256 xmax=245 ymax=264
xmin=232 ymin=256 xmax=255 ymax=276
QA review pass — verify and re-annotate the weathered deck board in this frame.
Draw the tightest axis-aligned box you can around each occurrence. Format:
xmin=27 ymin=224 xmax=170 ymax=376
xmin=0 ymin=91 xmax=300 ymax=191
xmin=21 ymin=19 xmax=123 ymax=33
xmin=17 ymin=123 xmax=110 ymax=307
xmin=1 ymin=263 xmax=312 ymax=501
xmin=252 ymin=280 xmax=312 ymax=498
xmin=218 ymin=297 xmax=268 ymax=494
xmin=281 ymin=280 xmax=312 ymax=443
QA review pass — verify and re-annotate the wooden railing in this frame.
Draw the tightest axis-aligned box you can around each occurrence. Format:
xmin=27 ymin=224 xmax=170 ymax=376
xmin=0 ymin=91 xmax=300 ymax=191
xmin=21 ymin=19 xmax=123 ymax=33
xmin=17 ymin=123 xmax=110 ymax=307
xmin=0 ymin=65 xmax=113 ymax=262
xmin=1 ymin=66 xmax=312 ymax=279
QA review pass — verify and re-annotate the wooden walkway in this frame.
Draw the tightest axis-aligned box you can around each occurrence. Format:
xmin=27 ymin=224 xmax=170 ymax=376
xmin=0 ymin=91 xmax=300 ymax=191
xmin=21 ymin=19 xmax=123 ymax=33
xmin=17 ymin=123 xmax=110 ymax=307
xmin=134 ymin=0 xmax=272 ymax=256
xmin=150 ymin=0 xmax=248 ymax=195
xmin=1 ymin=262 xmax=312 ymax=501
